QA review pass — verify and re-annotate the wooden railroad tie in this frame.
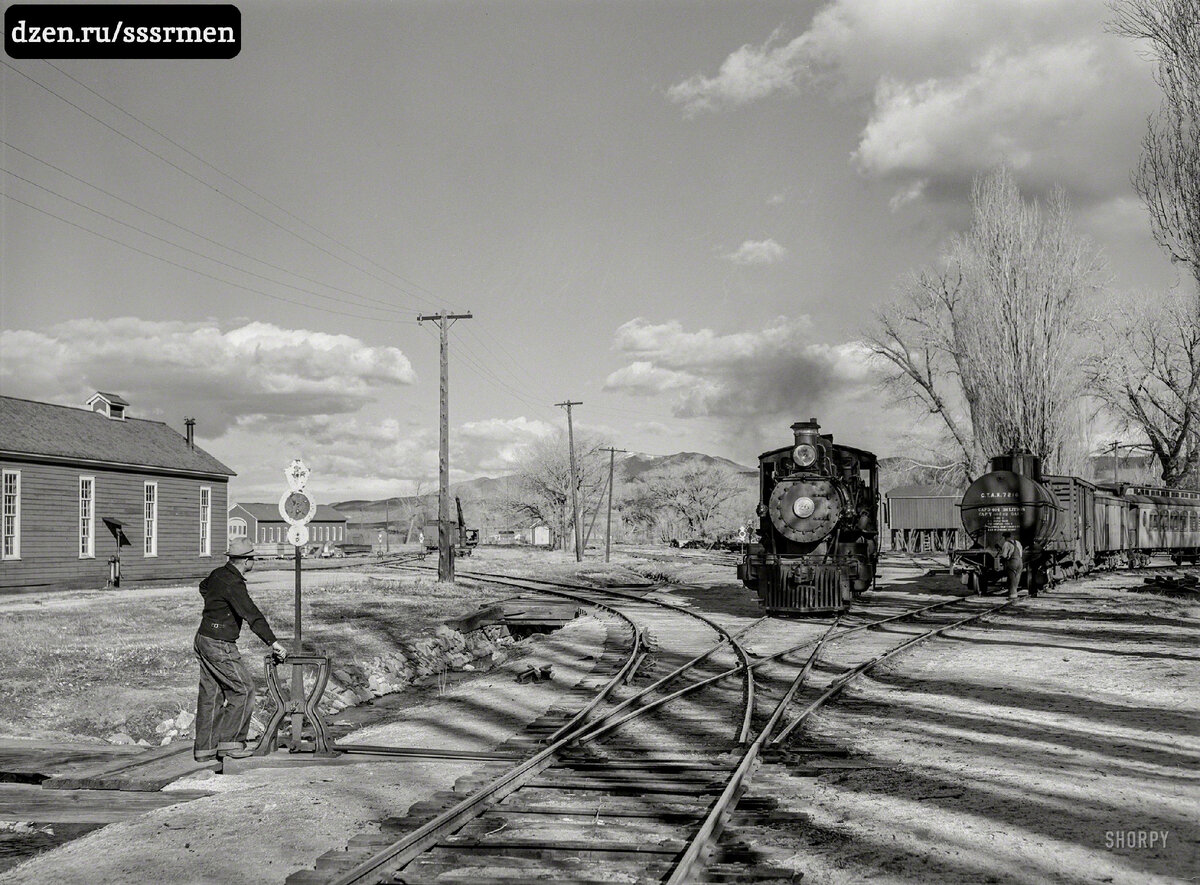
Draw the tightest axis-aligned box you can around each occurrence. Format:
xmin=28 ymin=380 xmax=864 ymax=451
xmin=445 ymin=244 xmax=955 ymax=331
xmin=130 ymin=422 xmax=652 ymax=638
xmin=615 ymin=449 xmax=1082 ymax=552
xmin=515 ymin=663 xmax=554 ymax=683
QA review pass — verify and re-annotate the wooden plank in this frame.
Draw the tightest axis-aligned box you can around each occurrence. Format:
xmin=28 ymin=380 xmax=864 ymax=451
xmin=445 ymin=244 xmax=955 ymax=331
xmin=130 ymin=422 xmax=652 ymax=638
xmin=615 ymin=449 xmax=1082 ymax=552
xmin=0 ymin=739 xmax=143 ymax=781
xmin=42 ymin=742 xmax=217 ymax=792
xmin=0 ymin=783 xmax=211 ymax=823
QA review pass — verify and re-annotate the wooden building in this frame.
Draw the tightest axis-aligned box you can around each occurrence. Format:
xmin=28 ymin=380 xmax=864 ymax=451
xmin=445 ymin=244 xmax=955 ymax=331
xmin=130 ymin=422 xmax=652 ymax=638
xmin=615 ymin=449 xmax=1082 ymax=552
xmin=227 ymin=502 xmax=348 ymax=556
xmin=0 ymin=393 xmax=236 ymax=590
xmin=884 ymin=483 xmax=966 ymax=552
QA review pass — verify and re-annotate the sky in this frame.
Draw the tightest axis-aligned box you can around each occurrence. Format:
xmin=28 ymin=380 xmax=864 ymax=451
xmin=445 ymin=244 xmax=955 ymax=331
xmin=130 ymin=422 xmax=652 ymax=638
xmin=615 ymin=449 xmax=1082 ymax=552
xmin=0 ymin=0 xmax=1184 ymax=504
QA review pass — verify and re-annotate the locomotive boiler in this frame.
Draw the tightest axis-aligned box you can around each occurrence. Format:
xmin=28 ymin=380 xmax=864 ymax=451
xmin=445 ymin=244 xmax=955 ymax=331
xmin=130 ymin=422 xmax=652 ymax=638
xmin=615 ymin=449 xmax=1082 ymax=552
xmin=739 ymin=419 xmax=879 ymax=615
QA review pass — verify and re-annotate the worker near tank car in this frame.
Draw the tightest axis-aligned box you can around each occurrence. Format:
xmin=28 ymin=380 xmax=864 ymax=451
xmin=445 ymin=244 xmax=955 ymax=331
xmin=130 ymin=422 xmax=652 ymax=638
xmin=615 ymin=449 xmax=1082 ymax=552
xmin=193 ymin=538 xmax=288 ymax=762
xmin=997 ymin=532 xmax=1024 ymax=599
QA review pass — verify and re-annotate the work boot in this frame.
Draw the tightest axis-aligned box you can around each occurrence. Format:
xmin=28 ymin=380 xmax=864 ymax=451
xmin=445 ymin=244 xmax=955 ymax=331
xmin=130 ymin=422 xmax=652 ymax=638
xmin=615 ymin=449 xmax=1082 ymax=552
xmin=215 ymin=740 xmax=254 ymax=759
xmin=193 ymin=747 xmax=218 ymax=763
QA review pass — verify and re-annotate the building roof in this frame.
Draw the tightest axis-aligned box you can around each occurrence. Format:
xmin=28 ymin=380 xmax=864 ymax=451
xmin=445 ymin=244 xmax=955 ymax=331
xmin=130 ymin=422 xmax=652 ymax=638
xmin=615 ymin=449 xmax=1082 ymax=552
xmin=886 ymin=483 xmax=965 ymax=499
xmin=90 ymin=391 xmax=130 ymax=407
xmin=232 ymin=502 xmax=348 ymax=523
xmin=0 ymin=395 xmax=234 ymax=477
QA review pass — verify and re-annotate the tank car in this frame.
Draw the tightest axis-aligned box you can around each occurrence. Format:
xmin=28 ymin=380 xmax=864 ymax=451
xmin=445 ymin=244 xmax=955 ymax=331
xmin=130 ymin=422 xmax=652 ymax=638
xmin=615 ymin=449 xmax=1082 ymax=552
xmin=951 ymin=450 xmax=1059 ymax=595
xmin=738 ymin=419 xmax=879 ymax=615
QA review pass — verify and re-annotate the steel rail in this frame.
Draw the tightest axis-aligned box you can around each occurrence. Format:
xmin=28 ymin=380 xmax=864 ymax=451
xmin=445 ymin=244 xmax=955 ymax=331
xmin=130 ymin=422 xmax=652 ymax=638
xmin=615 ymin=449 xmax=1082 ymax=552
xmin=324 ymin=581 xmax=644 ymax=885
xmin=448 ymin=568 xmax=759 ymax=743
xmin=565 ymin=617 xmax=766 ymax=745
xmin=665 ymin=596 xmax=1016 ymax=884
xmin=664 ymin=620 xmax=840 ymax=885
xmin=324 ymin=573 xmax=755 ymax=885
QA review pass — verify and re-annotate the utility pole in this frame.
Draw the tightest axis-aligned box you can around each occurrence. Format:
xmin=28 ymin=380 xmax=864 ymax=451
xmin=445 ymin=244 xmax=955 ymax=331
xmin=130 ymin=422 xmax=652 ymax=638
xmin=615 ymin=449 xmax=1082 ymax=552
xmin=418 ymin=310 xmax=473 ymax=582
xmin=556 ymin=400 xmax=584 ymax=561
xmin=599 ymin=447 xmax=626 ymax=563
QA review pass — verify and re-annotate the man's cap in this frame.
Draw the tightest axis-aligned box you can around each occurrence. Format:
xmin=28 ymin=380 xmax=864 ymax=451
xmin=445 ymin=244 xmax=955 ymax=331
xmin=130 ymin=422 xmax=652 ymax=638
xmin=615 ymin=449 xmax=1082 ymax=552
xmin=227 ymin=538 xmax=256 ymax=559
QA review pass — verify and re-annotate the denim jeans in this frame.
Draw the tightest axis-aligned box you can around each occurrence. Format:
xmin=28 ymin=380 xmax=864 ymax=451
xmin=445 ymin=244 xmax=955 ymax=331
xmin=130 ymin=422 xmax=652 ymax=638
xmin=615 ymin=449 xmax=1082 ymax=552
xmin=1005 ymin=564 xmax=1023 ymax=597
xmin=194 ymin=633 xmax=255 ymax=753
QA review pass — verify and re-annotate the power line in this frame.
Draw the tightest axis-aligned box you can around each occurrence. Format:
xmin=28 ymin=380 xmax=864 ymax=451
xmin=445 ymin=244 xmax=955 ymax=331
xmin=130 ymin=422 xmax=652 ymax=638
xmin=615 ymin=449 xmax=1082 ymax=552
xmin=3 ymin=168 xmax=413 ymax=320
xmin=0 ymin=191 xmax=417 ymax=324
xmin=44 ymin=60 xmax=445 ymax=310
xmin=2 ymin=60 xmax=437 ymax=310
xmin=1 ymin=139 xmax=416 ymax=317
xmin=448 ymin=328 xmax=559 ymax=416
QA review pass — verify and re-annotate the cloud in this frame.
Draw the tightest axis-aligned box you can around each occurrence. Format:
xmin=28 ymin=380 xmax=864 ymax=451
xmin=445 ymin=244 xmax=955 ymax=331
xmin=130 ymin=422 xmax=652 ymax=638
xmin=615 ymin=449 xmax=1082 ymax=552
xmin=604 ymin=317 xmax=872 ymax=420
xmin=604 ymin=316 xmax=947 ymax=459
xmin=668 ymin=28 xmax=806 ymax=117
xmin=668 ymin=0 xmax=1156 ymax=204
xmin=722 ymin=239 xmax=788 ymax=265
xmin=455 ymin=417 xmax=557 ymax=473
xmin=0 ymin=317 xmax=415 ymax=436
xmin=217 ymin=413 xmax=557 ymax=503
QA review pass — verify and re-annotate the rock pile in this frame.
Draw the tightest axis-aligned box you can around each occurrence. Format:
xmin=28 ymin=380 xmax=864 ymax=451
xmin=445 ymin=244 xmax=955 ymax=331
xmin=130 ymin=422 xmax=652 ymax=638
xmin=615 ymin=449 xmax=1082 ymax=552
xmin=142 ymin=621 xmax=518 ymax=745
xmin=322 ymin=623 xmax=516 ymax=715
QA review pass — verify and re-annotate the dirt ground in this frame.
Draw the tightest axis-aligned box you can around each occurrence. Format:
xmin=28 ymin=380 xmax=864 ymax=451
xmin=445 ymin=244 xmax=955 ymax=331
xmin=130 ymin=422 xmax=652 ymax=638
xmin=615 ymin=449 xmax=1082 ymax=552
xmin=751 ymin=572 xmax=1200 ymax=884
xmin=2 ymin=549 xmax=1198 ymax=883
xmin=0 ymin=612 xmax=618 ymax=884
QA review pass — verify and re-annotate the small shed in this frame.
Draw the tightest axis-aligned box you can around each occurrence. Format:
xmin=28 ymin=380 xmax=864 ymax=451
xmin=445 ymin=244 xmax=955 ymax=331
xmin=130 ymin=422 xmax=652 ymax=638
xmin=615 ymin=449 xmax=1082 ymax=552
xmin=885 ymin=484 xmax=965 ymax=552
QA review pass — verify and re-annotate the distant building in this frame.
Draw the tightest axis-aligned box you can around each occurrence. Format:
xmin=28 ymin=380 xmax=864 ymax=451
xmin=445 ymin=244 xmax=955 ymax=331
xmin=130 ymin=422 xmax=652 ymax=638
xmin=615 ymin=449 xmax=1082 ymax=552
xmin=486 ymin=524 xmax=552 ymax=547
xmin=0 ymin=393 xmax=235 ymax=590
xmin=228 ymin=502 xmax=348 ymax=555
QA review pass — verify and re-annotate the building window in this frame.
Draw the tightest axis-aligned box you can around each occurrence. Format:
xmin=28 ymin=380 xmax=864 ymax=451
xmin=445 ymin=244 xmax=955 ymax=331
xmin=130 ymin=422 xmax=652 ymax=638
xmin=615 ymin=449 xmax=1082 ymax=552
xmin=199 ymin=487 xmax=211 ymax=556
xmin=2 ymin=470 xmax=19 ymax=560
xmin=229 ymin=518 xmax=247 ymax=539
xmin=144 ymin=482 xmax=158 ymax=557
xmin=79 ymin=476 xmax=95 ymax=558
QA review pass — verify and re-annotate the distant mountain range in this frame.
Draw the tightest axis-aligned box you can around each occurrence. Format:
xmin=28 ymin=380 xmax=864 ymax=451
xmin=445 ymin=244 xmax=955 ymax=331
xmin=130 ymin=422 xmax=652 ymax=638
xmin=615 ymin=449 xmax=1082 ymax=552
xmin=332 ymin=450 xmax=754 ymax=525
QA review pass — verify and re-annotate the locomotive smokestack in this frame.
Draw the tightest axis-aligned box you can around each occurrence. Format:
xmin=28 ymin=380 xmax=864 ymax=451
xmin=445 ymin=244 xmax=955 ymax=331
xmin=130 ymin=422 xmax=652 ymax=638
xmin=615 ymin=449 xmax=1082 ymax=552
xmin=791 ymin=418 xmax=821 ymax=444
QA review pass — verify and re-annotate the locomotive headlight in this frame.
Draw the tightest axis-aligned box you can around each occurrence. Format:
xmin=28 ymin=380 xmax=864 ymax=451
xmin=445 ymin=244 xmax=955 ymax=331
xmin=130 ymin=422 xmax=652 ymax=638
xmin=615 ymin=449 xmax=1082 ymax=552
xmin=792 ymin=497 xmax=816 ymax=518
xmin=792 ymin=443 xmax=817 ymax=467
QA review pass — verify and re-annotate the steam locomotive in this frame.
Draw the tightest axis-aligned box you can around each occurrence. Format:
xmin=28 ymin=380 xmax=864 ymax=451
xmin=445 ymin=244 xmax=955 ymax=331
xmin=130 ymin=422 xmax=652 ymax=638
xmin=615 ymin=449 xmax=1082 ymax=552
xmin=951 ymin=450 xmax=1200 ymax=594
xmin=738 ymin=419 xmax=879 ymax=615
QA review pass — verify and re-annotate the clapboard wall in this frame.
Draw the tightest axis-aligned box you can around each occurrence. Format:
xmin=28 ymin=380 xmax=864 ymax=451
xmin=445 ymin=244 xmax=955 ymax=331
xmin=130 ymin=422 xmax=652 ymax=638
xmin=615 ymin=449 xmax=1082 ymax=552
xmin=0 ymin=458 xmax=229 ymax=590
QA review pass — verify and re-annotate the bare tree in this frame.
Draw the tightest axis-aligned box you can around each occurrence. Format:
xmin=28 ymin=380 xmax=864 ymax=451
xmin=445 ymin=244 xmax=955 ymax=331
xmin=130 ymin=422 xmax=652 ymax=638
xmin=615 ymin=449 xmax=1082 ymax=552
xmin=624 ymin=461 xmax=753 ymax=541
xmin=866 ymin=168 xmax=1105 ymax=478
xmin=1088 ymin=289 xmax=1200 ymax=485
xmin=396 ymin=479 xmax=431 ymax=543
xmin=498 ymin=430 xmax=609 ymax=551
xmin=1111 ymin=0 xmax=1200 ymax=290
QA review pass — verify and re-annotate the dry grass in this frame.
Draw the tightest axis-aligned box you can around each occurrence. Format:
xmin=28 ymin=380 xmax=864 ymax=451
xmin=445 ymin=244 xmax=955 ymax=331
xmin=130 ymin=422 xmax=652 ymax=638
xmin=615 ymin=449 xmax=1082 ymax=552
xmin=0 ymin=575 xmax=508 ymax=743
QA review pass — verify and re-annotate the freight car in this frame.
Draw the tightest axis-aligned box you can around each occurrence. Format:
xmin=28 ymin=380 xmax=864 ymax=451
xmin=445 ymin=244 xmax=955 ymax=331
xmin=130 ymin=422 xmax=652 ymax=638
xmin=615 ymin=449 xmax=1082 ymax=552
xmin=738 ymin=419 xmax=879 ymax=615
xmin=422 ymin=497 xmax=479 ymax=557
xmin=950 ymin=449 xmax=1200 ymax=594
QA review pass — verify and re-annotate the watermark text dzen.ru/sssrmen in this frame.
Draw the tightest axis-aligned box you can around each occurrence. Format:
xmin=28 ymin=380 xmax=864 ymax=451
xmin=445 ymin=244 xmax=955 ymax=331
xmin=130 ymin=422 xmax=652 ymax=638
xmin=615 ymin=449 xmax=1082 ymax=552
xmin=6 ymin=5 xmax=240 ymax=59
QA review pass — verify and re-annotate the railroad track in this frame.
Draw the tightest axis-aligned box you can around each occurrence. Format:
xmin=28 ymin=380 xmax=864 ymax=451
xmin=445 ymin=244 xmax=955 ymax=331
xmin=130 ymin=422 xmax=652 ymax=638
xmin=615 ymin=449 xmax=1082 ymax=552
xmin=286 ymin=567 xmax=1016 ymax=885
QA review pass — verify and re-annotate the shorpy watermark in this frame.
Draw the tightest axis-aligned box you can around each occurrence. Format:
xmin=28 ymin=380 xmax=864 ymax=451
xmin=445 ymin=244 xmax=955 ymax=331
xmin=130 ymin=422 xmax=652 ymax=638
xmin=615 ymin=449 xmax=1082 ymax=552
xmin=6 ymin=5 xmax=240 ymax=59
xmin=1104 ymin=829 xmax=1171 ymax=851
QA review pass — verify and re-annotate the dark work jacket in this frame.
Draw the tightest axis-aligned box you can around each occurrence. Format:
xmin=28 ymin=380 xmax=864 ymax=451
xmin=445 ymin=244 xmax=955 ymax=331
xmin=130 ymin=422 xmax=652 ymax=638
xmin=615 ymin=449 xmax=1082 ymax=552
xmin=197 ymin=562 xmax=277 ymax=644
